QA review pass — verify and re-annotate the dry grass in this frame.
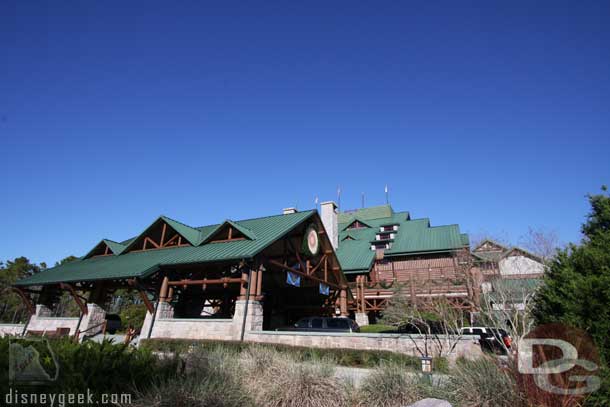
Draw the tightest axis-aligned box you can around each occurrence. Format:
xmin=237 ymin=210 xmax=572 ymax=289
xmin=241 ymin=345 xmax=349 ymax=407
xmin=356 ymin=363 xmax=424 ymax=407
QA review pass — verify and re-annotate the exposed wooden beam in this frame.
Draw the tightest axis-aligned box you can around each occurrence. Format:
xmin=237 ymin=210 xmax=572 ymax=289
xmin=167 ymin=277 xmax=243 ymax=286
xmin=59 ymin=283 xmax=88 ymax=315
xmin=267 ymin=259 xmax=341 ymax=289
xmin=12 ymin=287 xmax=35 ymax=315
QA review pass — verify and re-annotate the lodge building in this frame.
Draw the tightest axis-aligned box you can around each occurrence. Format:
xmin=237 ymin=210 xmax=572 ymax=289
xmin=12 ymin=202 xmax=478 ymax=340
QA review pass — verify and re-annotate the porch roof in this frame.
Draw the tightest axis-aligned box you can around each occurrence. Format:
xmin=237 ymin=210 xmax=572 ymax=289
xmin=15 ymin=210 xmax=316 ymax=286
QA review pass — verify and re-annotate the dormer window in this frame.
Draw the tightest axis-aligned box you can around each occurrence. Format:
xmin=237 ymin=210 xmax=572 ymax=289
xmin=380 ymin=225 xmax=398 ymax=232
xmin=208 ymin=225 xmax=247 ymax=243
xmin=375 ymin=233 xmax=395 ymax=241
xmin=202 ymin=220 xmax=256 ymax=244
xmin=347 ymin=220 xmax=367 ymax=229
xmin=371 ymin=242 xmax=391 ymax=250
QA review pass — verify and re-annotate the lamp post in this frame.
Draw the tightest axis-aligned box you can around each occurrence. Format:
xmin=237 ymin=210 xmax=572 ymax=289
xmin=420 ymin=356 xmax=432 ymax=374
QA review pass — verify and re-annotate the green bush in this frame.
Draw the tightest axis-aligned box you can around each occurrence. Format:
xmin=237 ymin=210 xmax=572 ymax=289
xmin=1 ymin=336 xmax=178 ymax=405
xmin=140 ymin=338 xmax=447 ymax=372
xmin=118 ymin=303 xmax=147 ymax=332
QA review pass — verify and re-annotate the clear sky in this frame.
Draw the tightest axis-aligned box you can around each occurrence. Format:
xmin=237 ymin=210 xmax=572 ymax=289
xmin=1 ymin=1 xmax=609 ymax=265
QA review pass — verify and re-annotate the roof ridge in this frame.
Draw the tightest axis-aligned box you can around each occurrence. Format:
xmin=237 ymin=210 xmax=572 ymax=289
xmin=160 ymin=215 xmax=200 ymax=231
xmin=194 ymin=209 xmax=316 ymax=229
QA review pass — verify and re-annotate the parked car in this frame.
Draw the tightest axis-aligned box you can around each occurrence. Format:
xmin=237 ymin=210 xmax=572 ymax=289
xmin=277 ymin=316 xmax=360 ymax=333
xmin=479 ymin=328 xmax=512 ymax=354
xmin=461 ymin=327 xmax=512 ymax=354
xmin=104 ymin=314 xmax=122 ymax=334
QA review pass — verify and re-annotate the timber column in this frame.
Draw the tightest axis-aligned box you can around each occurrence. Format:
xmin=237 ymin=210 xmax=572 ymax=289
xmin=233 ymin=265 xmax=264 ymax=339
xmin=156 ymin=276 xmax=174 ymax=319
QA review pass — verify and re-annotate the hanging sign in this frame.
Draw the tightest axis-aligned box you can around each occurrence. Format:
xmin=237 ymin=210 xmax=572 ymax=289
xmin=287 ymin=271 xmax=301 ymax=287
xmin=319 ymin=283 xmax=330 ymax=296
xmin=302 ymin=224 xmax=320 ymax=257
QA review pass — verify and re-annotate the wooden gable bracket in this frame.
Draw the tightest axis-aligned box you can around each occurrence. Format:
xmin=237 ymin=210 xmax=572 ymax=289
xmin=127 ymin=279 xmax=155 ymax=314
xmin=11 ymin=287 xmax=35 ymax=315
xmin=59 ymin=283 xmax=88 ymax=315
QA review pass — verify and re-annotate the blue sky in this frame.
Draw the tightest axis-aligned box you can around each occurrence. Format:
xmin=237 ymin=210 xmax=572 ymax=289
xmin=1 ymin=1 xmax=609 ymax=265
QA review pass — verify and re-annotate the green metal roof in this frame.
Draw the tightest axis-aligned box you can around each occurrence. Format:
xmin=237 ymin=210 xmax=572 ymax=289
xmin=335 ymin=206 xmax=468 ymax=274
xmin=15 ymin=210 xmax=316 ymax=286
xmin=83 ymin=239 xmax=127 ymax=258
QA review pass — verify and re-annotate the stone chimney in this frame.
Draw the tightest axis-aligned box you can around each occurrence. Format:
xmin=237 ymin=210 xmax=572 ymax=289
xmin=283 ymin=207 xmax=297 ymax=215
xmin=320 ymin=201 xmax=338 ymax=250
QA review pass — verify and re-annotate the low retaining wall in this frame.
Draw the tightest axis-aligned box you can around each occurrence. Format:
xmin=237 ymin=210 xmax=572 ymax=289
xmin=245 ymin=331 xmax=483 ymax=363
xmin=0 ymin=323 xmax=25 ymax=337
xmin=151 ymin=318 xmax=235 ymax=341
xmin=27 ymin=316 xmax=80 ymax=336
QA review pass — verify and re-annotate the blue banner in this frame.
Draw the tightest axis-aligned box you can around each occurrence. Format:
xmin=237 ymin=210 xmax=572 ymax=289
xmin=287 ymin=271 xmax=301 ymax=287
xmin=319 ymin=283 xmax=330 ymax=296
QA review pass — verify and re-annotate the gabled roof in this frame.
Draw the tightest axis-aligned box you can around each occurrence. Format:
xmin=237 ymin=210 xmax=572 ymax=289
xmin=15 ymin=210 xmax=316 ymax=286
xmin=340 ymin=217 xmax=373 ymax=231
xmin=161 ymin=216 xmax=202 ymax=246
xmin=200 ymin=219 xmax=257 ymax=244
xmin=83 ymin=239 xmax=127 ymax=258
xmin=120 ymin=215 xmax=201 ymax=253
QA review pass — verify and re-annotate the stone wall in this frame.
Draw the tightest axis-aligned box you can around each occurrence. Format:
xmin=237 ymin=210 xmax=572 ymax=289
xmin=0 ymin=324 xmax=25 ymax=337
xmin=27 ymin=316 xmax=80 ymax=335
xmin=244 ymin=331 xmax=483 ymax=364
xmin=150 ymin=318 xmax=235 ymax=340
xmin=141 ymin=300 xmax=264 ymax=341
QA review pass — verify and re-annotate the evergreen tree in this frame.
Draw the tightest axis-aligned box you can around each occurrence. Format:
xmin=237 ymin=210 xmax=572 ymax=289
xmin=533 ymin=187 xmax=610 ymax=403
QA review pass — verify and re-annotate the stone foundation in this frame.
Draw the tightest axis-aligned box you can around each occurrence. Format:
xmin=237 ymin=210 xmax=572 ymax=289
xmin=78 ymin=303 xmax=106 ymax=340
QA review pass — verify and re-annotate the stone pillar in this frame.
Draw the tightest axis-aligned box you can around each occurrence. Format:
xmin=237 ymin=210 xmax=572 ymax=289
xmin=156 ymin=301 xmax=174 ymax=319
xmin=339 ymin=288 xmax=348 ymax=316
xmin=79 ymin=303 xmax=106 ymax=341
xmin=140 ymin=309 xmax=154 ymax=340
xmin=233 ymin=300 xmax=263 ymax=339
xmin=355 ymin=312 xmax=369 ymax=327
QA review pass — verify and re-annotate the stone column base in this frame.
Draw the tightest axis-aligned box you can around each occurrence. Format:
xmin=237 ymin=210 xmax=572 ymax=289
xmin=355 ymin=312 xmax=369 ymax=327
xmin=233 ymin=300 xmax=263 ymax=338
xmin=79 ymin=303 xmax=106 ymax=340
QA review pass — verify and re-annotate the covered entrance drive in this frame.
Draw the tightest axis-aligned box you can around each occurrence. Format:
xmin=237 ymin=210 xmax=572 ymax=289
xmin=13 ymin=210 xmax=351 ymax=342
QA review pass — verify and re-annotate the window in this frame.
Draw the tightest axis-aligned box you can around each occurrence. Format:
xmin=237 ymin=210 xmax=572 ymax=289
xmin=295 ymin=319 xmax=309 ymax=328
xmin=327 ymin=319 xmax=349 ymax=330
xmin=472 ymin=328 xmax=484 ymax=336
xmin=311 ymin=318 xmax=323 ymax=329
